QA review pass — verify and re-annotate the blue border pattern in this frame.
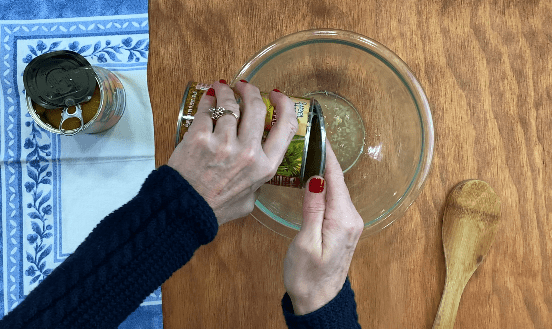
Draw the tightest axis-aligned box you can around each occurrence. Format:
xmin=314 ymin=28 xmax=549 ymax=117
xmin=0 ymin=13 xmax=162 ymax=328
xmin=1 ymin=1 xmax=148 ymax=20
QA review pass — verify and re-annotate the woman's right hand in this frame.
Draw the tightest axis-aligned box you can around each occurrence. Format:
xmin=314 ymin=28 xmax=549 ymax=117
xmin=283 ymin=139 xmax=364 ymax=315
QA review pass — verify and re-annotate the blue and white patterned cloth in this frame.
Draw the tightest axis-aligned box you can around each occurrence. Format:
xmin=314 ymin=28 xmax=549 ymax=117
xmin=0 ymin=1 xmax=161 ymax=328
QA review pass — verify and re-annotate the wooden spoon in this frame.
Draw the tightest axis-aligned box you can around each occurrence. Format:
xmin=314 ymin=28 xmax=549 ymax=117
xmin=433 ymin=180 xmax=501 ymax=329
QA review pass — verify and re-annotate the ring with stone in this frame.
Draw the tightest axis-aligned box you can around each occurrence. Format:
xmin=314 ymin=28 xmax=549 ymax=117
xmin=209 ymin=107 xmax=239 ymax=121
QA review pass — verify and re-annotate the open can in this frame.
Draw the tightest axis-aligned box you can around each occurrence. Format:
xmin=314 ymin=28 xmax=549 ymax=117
xmin=176 ymin=81 xmax=326 ymax=188
xmin=23 ymin=50 xmax=125 ymax=136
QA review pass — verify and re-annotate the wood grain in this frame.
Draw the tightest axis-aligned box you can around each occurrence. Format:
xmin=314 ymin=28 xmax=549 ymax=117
xmin=147 ymin=0 xmax=552 ymax=328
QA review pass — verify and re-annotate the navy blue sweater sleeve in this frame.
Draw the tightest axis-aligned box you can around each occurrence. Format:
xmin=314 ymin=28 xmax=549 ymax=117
xmin=0 ymin=165 xmax=218 ymax=329
xmin=282 ymin=277 xmax=362 ymax=329
xmin=0 ymin=165 xmax=361 ymax=328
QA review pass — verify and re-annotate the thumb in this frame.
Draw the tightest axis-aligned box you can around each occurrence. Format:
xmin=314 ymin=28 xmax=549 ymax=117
xmin=300 ymin=176 xmax=326 ymax=241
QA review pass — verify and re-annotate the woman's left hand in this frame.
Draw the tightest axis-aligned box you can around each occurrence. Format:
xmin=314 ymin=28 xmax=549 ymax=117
xmin=168 ymin=80 xmax=298 ymax=226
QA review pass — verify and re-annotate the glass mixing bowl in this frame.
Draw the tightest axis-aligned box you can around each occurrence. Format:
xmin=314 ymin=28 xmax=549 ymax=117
xmin=231 ymin=29 xmax=434 ymax=239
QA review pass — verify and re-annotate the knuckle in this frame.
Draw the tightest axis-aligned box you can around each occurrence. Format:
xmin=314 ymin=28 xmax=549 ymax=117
xmin=241 ymin=145 xmax=259 ymax=165
xmin=303 ymin=202 xmax=325 ymax=215
xmin=355 ymin=217 xmax=365 ymax=234
xmin=286 ymin=118 xmax=299 ymax=138
xmin=269 ymin=161 xmax=279 ymax=175
xmin=264 ymin=162 xmax=279 ymax=180
xmin=287 ymin=98 xmax=299 ymax=118
xmin=237 ymin=196 xmax=256 ymax=217
xmin=244 ymin=83 xmax=260 ymax=95
xmin=344 ymin=221 xmax=356 ymax=235
xmin=288 ymin=113 xmax=299 ymax=130
xmin=217 ymin=142 xmax=234 ymax=158
xmin=193 ymin=131 xmax=211 ymax=146
xmin=223 ymin=103 xmax=240 ymax=114
xmin=246 ymin=199 xmax=255 ymax=214
xmin=252 ymin=98 xmax=267 ymax=113
xmin=343 ymin=214 xmax=364 ymax=238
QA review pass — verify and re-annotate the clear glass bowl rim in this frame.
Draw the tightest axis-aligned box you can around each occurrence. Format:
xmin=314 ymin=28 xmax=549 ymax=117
xmin=231 ymin=28 xmax=435 ymax=239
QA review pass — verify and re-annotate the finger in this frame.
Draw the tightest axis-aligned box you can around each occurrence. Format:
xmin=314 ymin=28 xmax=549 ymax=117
xmin=232 ymin=191 xmax=259 ymax=222
xmin=324 ymin=138 xmax=350 ymax=204
xmin=262 ymin=91 xmax=298 ymax=164
xmin=234 ymin=81 xmax=267 ymax=145
xmin=321 ymin=139 xmax=361 ymax=248
xmin=299 ymin=175 xmax=326 ymax=244
xmin=213 ymin=81 xmax=240 ymax=139
xmin=187 ymin=84 xmax=216 ymax=135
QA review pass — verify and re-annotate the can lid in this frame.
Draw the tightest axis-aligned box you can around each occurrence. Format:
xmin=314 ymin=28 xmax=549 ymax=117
xmin=23 ymin=50 xmax=96 ymax=109
xmin=301 ymin=98 xmax=327 ymax=187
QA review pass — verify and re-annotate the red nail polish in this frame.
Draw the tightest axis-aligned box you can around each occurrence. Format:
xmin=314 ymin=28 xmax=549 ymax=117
xmin=219 ymin=79 xmax=227 ymax=84
xmin=240 ymin=79 xmax=248 ymax=83
xmin=308 ymin=178 xmax=325 ymax=193
xmin=273 ymin=88 xmax=281 ymax=93
xmin=206 ymin=88 xmax=215 ymax=97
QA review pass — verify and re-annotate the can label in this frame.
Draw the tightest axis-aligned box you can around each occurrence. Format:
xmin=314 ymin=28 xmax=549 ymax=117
xmin=176 ymin=81 xmax=313 ymax=188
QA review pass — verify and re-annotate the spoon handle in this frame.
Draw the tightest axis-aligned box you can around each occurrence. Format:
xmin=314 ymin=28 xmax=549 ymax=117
xmin=433 ymin=275 xmax=469 ymax=329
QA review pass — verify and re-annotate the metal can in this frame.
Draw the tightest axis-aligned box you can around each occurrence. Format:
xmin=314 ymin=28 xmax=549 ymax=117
xmin=23 ymin=50 xmax=125 ymax=136
xmin=176 ymin=81 xmax=326 ymax=188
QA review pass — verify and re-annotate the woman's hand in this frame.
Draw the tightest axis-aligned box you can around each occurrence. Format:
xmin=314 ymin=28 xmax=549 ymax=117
xmin=283 ymin=140 xmax=364 ymax=315
xmin=168 ymin=81 xmax=298 ymax=226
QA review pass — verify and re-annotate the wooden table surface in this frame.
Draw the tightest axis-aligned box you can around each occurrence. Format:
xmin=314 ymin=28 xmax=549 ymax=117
xmin=147 ymin=0 xmax=552 ymax=328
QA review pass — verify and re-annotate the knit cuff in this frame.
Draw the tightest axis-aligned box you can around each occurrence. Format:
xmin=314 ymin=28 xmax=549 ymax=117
xmin=155 ymin=165 xmax=218 ymax=245
xmin=281 ymin=277 xmax=361 ymax=329
xmin=0 ymin=165 xmax=220 ymax=329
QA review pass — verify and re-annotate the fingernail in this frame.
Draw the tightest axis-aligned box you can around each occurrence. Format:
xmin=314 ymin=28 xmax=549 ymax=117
xmin=308 ymin=177 xmax=325 ymax=193
xmin=240 ymin=79 xmax=248 ymax=83
xmin=206 ymin=88 xmax=215 ymax=97
xmin=219 ymin=79 xmax=227 ymax=84
xmin=273 ymin=88 xmax=281 ymax=93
